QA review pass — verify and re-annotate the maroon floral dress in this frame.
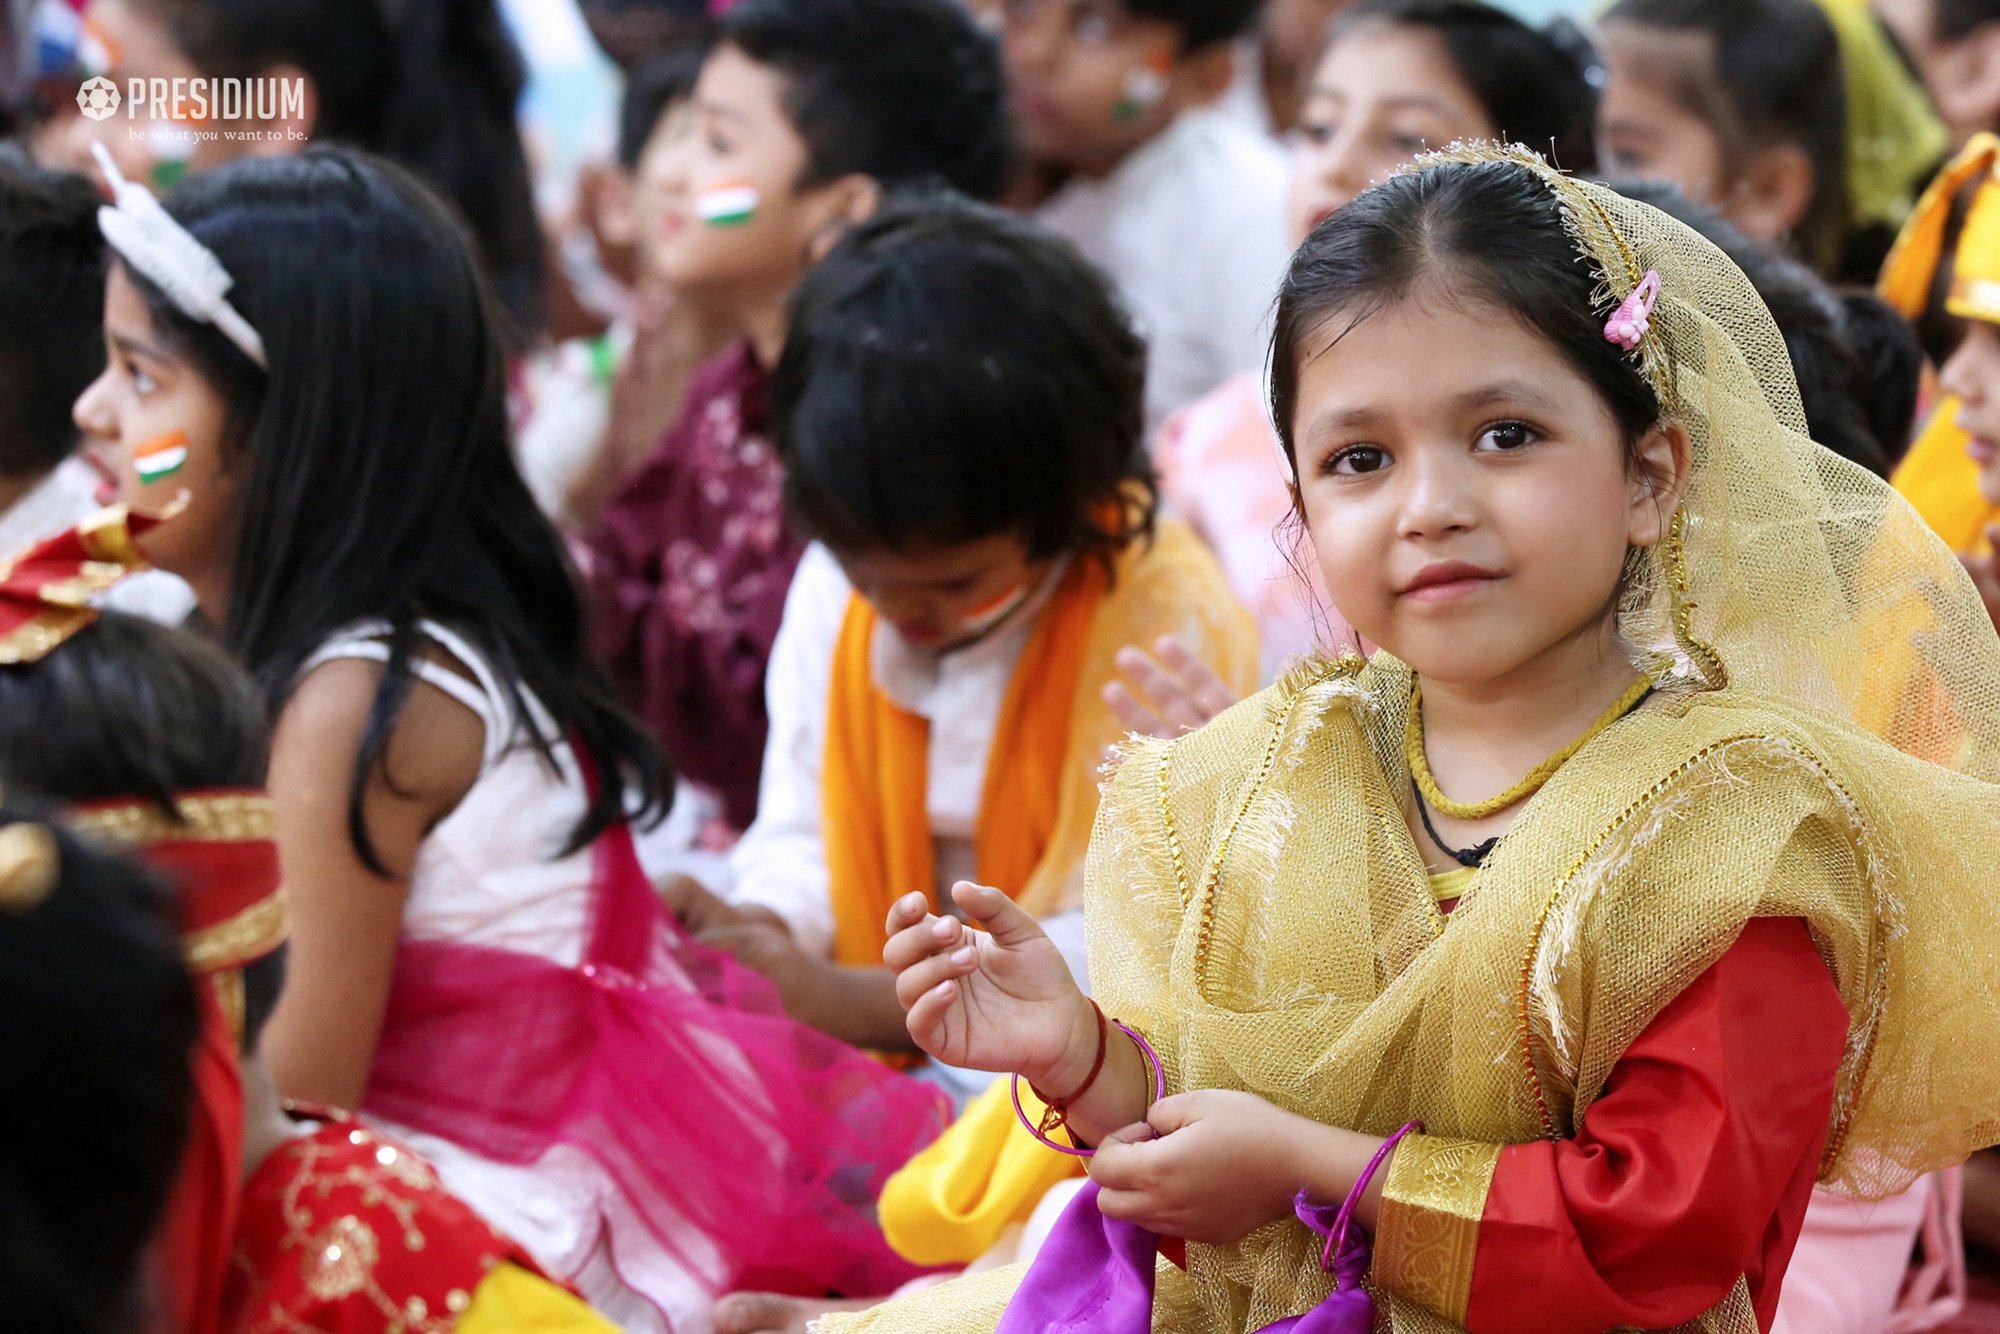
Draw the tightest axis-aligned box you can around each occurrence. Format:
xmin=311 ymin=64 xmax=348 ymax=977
xmin=585 ymin=341 xmax=802 ymax=832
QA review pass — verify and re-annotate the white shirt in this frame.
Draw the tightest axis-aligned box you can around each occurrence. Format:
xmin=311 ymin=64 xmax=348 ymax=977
xmin=1214 ymin=37 xmax=1281 ymax=143
xmin=1037 ymin=106 xmax=1291 ymax=428
xmin=729 ymin=545 xmax=1088 ymax=984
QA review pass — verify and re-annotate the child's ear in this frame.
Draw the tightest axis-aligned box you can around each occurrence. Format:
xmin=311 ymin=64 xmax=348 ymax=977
xmin=1725 ymin=143 xmax=1817 ymax=244
xmin=802 ymin=173 xmax=882 ymax=265
xmin=1627 ymin=420 xmax=1691 ymax=548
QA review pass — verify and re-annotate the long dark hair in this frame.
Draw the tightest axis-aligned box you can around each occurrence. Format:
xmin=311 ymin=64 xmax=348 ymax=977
xmin=0 ymin=811 xmax=196 ymax=1334
xmin=132 ymin=148 xmax=668 ymax=871
xmin=131 ymin=0 xmax=547 ymax=346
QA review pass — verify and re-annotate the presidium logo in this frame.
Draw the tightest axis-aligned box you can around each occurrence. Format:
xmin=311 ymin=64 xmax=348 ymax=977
xmin=72 ymin=76 xmax=309 ymax=144
xmin=76 ymin=76 xmax=119 ymax=121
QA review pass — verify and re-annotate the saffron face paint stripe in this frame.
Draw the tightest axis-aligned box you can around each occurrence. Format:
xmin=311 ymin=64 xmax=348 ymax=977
xmin=956 ymin=580 xmax=1034 ymax=638
xmin=695 ymin=181 xmax=761 ymax=228
xmin=133 ymin=429 xmax=190 ymax=483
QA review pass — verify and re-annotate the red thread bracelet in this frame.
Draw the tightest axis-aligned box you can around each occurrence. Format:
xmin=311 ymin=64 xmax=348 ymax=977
xmin=1027 ymin=999 xmax=1109 ymax=1146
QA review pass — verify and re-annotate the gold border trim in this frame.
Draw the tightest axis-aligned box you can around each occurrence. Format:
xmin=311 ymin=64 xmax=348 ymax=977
xmin=187 ymin=889 xmax=287 ymax=973
xmin=67 ymin=792 xmax=276 ymax=848
xmin=1372 ymin=1132 xmax=1501 ymax=1324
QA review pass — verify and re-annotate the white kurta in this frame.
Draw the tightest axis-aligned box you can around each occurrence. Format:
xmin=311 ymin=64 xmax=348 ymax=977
xmin=729 ymin=544 xmax=1089 ymax=988
xmin=1036 ymin=106 xmax=1291 ymax=429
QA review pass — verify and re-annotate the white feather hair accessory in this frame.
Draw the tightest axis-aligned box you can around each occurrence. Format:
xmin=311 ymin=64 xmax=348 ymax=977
xmin=90 ymin=143 xmax=268 ymax=370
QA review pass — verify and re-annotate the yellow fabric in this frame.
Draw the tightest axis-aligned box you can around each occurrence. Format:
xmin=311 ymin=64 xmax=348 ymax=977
xmin=1811 ymin=0 xmax=1950 ymax=232
xmin=827 ymin=149 xmax=2000 ymax=1334
xmin=1894 ymin=402 xmax=1999 ymax=556
xmin=822 ymin=515 xmax=1260 ymax=967
xmin=455 ymin=1263 xmax=620 ymax=1333
xmin=1426 ymin=866 xmax=1474 ymax=904
xmin=1879 ymin=133 xmax=2000 ymax=321
xmin=1373 ymin=1133 xmax=1502 ymax=1325
xmin=878 ymin=1078 xmax=1083 ymax=1265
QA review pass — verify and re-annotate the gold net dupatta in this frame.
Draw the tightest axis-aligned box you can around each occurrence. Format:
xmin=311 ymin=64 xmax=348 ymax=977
xmin=821 ymin=147 xmax=2000 ymax=1334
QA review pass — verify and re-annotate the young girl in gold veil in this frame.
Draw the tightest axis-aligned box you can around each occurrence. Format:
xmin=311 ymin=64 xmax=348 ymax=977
xmin=825 ymin=146 xmax=2000 ymax=1334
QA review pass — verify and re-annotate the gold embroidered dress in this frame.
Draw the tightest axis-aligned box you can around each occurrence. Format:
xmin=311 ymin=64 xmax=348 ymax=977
xmin=824 ymin=147 xmax=2000 ymax=1334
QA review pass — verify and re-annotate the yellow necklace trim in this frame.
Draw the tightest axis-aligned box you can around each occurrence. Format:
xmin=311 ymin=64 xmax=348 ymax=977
xmin=1407 ymin=672 xmax=1657 ymax=821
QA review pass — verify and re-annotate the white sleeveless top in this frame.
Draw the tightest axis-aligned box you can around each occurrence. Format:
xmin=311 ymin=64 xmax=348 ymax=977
xmin=301 ymin=619 xmax=595 ymax=968
xmin=301 ymin=620 xmax=693 ymax=1333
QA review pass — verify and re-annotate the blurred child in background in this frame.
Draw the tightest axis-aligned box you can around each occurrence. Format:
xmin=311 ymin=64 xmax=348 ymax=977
xmin=1002 ymin=0 xmax=1292 ymax=425
xmin=1596 ymin=0 xmax=1945 ymax=282
xmin=584 ymin=0 xmax=1014 ymax=840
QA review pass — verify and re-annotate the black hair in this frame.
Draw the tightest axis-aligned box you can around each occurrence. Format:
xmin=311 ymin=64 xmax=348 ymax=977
xmin=1612 ymin=179 xmax=1902 ymax=477
xmin=0 ymin=811 xmax=196 ymax=1334
xmin=1936 ymin=0 xmax=2000 ymax=40
xmin=1332 ymin=0 xmax=1602 ymax=172
xmin=132 ymin=148 xmax=669 ymax=872
xmin=617 ymin=32 xmax=715 ymax=171
xmin=0 ymin=157 xmax=104 ymax=479
xmin=1600 ymin=0 xmax=1849 ymax=276
xmin=774 ymin=191 xmax=1154 ymax=564
xmin=1125 ymin=0 xmax=1264 ymax=52
xmin=1838 ymin=289 xmax=1925 ymax=468
xmin=0 ymin=611 xmax=288 ymax=1054
xmin=1272 ymin=159 xmax=1661 ymax=470
xmin=720 ymin=0 xmax=1015 ymax=202
xmin=0 ymin=612 xmax=268 ymax=814
xmin=132 ymin=0 xmax=548 ymax=346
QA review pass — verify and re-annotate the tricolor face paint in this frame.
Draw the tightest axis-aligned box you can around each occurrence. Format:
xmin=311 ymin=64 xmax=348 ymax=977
xmin=695 ymin=180 xmax=761 ymax=228
xmin=953 ymin=578 xmax=1035 ymax=639
xmin=1112 ymin=51 xmax=1172 ymax=123
xmin=132 ymin=429 xmax=190 ymax=484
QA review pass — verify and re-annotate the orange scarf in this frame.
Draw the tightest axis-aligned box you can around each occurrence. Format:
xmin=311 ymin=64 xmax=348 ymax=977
xmin=823 ymin=557 xmax=1106 ymax=968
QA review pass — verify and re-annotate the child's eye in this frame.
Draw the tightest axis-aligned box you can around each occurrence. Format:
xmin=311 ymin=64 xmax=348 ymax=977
xmin=124 ymin=359 xmax=157 ymax=395
xmin=1475 ymin=420 xmax=1539 ymax=451
xmin=1290 ymin=119 xmax=1336 ymax=149
xmin=1323 ymin=444 xmax=1389 ymax=476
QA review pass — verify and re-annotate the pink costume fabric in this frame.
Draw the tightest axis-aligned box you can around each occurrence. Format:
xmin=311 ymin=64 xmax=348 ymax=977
xmin=361 ymin=754 xmax=949 ymax=1320
xmin=1152 ymin=373 xmax=1348 ymax=675
xmin=1773 ymin=1173 xmax=1966 ymax=1334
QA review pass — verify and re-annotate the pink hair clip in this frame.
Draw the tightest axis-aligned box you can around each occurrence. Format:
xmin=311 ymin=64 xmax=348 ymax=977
xmin=1603 ymin=270 xmax=1661 ymax=350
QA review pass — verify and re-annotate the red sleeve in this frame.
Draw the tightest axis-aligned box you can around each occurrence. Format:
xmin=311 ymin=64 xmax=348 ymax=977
xmin=1463 ymin=917 xmax=1848 ymax=1334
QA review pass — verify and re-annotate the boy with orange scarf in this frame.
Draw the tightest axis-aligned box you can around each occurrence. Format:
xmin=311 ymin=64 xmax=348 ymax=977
xmin=675 ymin=194 xmax=1257 ymax=1075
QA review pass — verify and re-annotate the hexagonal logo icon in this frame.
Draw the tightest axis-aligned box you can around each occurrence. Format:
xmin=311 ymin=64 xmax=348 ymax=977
xmin=76 ymin=76 xmax=120 ymax=121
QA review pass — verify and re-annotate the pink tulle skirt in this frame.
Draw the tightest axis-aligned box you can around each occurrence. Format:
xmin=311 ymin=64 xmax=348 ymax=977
xmin=363 ymin=814 xmax=948 ymax=1316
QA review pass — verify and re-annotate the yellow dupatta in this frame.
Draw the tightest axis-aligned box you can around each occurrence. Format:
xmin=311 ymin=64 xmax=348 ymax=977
xmin=827 ymin=148 xmax=2000 ymax=1334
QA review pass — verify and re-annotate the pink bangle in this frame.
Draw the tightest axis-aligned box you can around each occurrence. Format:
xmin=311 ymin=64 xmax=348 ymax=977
xmin=1322 ymin=1119 xmax=1424 ymax=1278
xmin=1010 ymin=1018 xmax=1164 ymax=1158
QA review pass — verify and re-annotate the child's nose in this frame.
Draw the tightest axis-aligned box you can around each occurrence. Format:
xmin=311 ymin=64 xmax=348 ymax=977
xmin=71 ymin=370 xmax=117 ymax=442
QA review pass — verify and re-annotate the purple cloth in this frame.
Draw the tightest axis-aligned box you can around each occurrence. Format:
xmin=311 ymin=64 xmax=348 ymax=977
xmin=584 ymin=341 xmax=800 ymax=831
xmin=999 ymin=1184 xmax=1376 ymax=1333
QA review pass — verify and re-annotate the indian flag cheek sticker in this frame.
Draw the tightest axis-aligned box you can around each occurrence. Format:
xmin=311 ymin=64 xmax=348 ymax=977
xmin=133 ymin=429 xmax=190 ymax=484
xmin=695 ymin=181 xmax=761 ymax=228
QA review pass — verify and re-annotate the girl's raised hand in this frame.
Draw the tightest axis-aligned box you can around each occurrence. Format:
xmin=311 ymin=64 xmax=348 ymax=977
xmin=883 ymin=880 xmax=1094 ymax=1085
